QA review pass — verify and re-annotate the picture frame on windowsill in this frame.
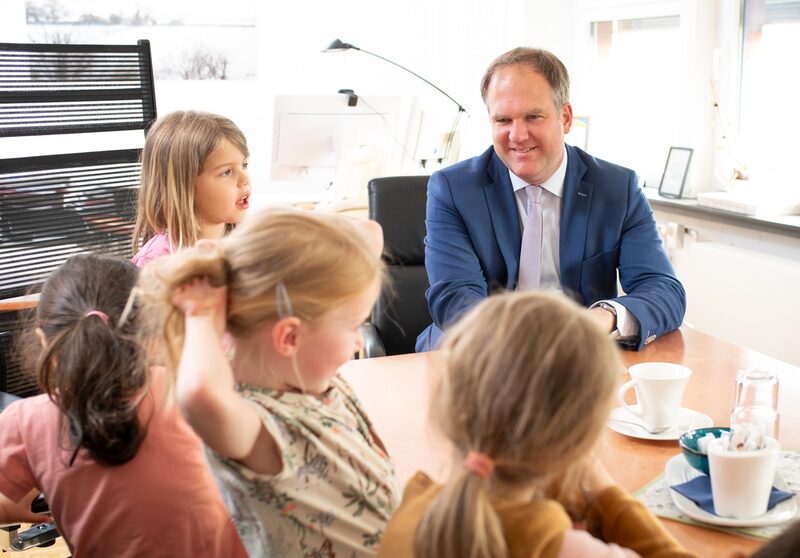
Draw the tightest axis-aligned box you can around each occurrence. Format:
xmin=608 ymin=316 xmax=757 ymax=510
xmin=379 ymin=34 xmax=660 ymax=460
xmin=658 ymin=146 xmax=693 ymax=199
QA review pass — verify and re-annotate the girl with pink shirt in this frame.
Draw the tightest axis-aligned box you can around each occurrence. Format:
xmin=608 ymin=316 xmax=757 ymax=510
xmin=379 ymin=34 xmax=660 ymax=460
xmin=131 ymin=110 xmax=251 ymax=267
xmin=0 ymin=254 xmax=246 ymax=557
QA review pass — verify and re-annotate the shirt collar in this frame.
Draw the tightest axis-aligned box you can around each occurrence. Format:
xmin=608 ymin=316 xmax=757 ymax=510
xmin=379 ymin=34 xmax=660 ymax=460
xmin=509 ymin=144 xmax=568 ymax=198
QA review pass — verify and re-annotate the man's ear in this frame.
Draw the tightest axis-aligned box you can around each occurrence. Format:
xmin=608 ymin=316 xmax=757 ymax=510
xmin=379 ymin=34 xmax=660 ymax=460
xmin=35 ymin=327 xmax=47 ymax=348
xmin=561 ymin=102 xmax=573 ymax=135
xmin=271 ymin=317 xmax=302 ymax=357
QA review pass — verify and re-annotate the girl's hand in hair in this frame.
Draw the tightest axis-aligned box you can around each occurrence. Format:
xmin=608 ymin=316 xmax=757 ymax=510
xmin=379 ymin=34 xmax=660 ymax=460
xmin=172 ymin=276 xmax=227 ymax=337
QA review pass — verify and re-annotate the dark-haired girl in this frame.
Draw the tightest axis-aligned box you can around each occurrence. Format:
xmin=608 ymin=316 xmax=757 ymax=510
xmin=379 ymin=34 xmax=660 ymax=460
xmin=0 ymin=254 xmax=245 ymax=557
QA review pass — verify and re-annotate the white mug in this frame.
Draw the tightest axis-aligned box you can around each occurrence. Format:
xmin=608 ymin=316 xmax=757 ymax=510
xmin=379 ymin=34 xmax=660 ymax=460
xmin=708 ymin=436 xmax=780 ymax=518
xmin=617 ymin=362 xmax=692 ymax=429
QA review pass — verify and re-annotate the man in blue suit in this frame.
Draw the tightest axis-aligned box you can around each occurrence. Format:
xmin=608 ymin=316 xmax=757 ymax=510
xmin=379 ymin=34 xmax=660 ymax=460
xmin=416 ymin=47 xmax=685 ymax=352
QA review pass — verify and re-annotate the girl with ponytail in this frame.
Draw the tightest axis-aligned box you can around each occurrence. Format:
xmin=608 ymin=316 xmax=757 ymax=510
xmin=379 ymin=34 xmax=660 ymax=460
xmin=378 ymin=292 xmax=696 ymax=558
xmin=0 ymin=254 xmax=245 ymax=557
xmin=139 ymin=208 xmax=398 ymax=557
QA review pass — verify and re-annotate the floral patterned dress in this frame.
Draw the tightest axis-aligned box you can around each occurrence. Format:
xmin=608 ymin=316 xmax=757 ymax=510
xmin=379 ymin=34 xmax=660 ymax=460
xmin=207 ymin=374 xmax=400 ymax=557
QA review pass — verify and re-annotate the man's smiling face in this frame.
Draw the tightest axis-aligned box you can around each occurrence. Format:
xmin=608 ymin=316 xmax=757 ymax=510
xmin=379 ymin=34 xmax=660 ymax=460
xmin=486 ymin=64 xmax=572 ymax=184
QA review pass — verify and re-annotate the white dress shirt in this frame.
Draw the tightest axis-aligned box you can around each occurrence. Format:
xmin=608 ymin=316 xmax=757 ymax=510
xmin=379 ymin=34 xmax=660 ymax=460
xmin=511 ymin=146 xmax=639 ymax=339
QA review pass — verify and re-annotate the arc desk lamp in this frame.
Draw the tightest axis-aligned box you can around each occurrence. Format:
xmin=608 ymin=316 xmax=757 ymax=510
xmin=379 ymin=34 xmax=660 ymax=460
xmin=323 ymin=38 xmax=468 ymax=165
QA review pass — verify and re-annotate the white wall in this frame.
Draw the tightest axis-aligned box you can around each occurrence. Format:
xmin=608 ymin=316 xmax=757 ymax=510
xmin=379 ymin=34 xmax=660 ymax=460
xmin=158 ymin=0 xmax=593 ymax=204
xmin=0 ymin=1 xmax=27 ymax=41
xmin=3 ymin=1 xmax=715 ymax=196
xmin=1 ymin=0 xmax=583 ymax=198
xmin=0 ymin=0 xmax=749 ymax=196
xmin=1 ymin=0 xmax=538 ymax=204
xmin=654 ymin=206 xmax=800 ymax=367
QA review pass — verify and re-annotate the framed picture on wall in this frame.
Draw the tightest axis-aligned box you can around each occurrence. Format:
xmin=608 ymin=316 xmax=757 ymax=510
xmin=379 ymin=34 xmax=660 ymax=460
xmin=658 ymin=147 xmax=693 ymax=198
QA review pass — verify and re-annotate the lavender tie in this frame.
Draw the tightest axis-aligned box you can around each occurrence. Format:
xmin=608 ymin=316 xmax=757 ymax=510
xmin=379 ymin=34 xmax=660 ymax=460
xmin=518 ymin=185 xmax=543 ymax=290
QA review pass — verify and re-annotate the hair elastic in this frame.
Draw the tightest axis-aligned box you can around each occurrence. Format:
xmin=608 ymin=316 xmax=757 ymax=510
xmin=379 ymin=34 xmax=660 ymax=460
xmin=84 ymin=310 xmax=109 ymax=323
xmin=463 ymin=451 xmax=495 ymax=480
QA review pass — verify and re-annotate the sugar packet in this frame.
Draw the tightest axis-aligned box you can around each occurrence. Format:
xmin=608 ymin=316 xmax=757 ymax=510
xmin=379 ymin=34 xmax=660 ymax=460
xmin=727 ymin=423 xmax=767 ymax=451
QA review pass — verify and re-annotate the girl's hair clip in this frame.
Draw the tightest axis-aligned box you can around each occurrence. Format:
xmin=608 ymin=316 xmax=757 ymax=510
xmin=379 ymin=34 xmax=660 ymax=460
xmin=275 ymin=281 xmax=294 ymax=319
xmin=117 ymin=286 xmax=141 ymax=328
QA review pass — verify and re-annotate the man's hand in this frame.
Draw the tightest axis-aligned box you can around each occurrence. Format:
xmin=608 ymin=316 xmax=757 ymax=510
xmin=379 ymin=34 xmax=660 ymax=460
xmin=588 ymin=305 xmax=616 ymax=333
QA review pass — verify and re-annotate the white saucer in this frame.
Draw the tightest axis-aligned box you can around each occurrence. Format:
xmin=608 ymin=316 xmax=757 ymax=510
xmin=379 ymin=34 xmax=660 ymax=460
xmin=665 ymin=454 xmax=797 ymax=527
xmin=607 ymin=406 xmax=713 ymax=440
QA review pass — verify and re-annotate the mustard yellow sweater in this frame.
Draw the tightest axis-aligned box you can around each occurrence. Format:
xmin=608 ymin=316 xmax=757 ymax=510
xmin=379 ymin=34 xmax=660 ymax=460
xmin=377 ymin=471 xmax=697 ymax=558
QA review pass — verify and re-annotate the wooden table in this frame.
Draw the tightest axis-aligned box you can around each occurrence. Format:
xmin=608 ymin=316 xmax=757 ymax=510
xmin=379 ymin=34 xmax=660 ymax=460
xmin=339 ymin=326 xmax=800 ymax=557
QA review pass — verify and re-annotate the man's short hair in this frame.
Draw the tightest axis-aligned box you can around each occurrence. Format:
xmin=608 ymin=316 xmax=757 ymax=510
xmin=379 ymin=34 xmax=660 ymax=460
xmin=480 ymin=47 xmax=570 ymax=110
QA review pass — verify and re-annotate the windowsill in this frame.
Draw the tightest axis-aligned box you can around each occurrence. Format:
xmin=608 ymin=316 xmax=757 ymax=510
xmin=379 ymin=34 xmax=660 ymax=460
xmin=643 ymin=187 xmax=800 ymax=238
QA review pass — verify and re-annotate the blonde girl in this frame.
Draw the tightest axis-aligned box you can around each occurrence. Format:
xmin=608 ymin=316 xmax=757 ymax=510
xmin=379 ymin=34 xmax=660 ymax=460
xmin=140 ymin=208 xmax=398 ymax=557
xmin=378 ymin=292 xmax=696 ymax=558
xmin=131 ymin=110 xmax=251 ymax=267
xmin=0 ymin=254 xmax=246 ymax=557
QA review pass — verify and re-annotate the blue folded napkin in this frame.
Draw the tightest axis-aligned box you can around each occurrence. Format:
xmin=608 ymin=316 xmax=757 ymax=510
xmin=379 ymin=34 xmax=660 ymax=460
xmin=671 ymin=475 xmax=794 ymax=516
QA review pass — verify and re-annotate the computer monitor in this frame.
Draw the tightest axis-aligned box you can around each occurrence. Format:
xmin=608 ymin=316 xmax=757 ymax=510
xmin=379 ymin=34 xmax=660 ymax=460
xmin=270 ymin=93 xmax=418 ymax=186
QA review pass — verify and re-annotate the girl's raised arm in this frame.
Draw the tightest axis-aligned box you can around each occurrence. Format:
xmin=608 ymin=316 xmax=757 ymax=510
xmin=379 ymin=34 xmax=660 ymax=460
xmin=173 ymin=277 xmax=281 ymax=475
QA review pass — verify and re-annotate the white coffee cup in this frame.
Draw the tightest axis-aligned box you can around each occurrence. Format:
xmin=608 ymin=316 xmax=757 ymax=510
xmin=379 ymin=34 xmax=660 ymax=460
xmin=617 ymin=362 xmax=692 ymax=429
xmin=707 ymin=436 xmax=780 ymax=518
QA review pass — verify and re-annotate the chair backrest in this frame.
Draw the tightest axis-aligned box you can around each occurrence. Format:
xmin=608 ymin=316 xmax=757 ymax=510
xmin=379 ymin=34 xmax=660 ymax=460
xmin=367 ymin=176 xmax=430 ymax=355
xmin=0 ymin=41 xmax=157 ymax=137
xmin=0 ymin=40 xmax=156 ymax=396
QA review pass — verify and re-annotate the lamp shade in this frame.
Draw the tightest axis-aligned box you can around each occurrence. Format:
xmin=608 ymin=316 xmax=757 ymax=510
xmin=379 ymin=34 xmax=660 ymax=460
xmin=323 ymin=39 xmax=356 ymax=52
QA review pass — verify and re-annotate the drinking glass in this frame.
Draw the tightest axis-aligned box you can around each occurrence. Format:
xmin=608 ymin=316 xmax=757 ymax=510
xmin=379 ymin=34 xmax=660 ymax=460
xmin=730 ymin=369 xmax=780 ymax=439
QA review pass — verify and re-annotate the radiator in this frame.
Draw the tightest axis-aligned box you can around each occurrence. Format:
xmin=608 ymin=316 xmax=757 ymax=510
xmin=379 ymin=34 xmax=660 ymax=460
xmin=668 ymin=236 xmax=800 ymax=367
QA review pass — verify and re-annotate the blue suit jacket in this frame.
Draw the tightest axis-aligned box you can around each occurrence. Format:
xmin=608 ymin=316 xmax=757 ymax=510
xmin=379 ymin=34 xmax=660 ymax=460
xmin=416 ymin=144 xmax=686 ymax=352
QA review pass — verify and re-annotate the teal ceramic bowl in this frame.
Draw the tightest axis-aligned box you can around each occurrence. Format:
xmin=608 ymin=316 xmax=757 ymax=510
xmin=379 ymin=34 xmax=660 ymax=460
xmin=679 ymin=427 xmax=731 ymax=475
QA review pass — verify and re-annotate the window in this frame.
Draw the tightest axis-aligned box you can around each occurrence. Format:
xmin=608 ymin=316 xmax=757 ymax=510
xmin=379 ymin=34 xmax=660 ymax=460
xmin=739 ymin=0 xmax=800 ymax=192
xmin=586 ymin=15 xmax=682 ymax=183
xmin=24 ymin=0 xmax=256 ymax=79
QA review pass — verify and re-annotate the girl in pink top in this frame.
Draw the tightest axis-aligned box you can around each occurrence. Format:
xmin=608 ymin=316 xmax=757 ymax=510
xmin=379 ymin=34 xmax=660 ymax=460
xmin=0 ymin=254 xmax=246 ymax=557
xmin=131 ymin=111 xmax=251 ymax=267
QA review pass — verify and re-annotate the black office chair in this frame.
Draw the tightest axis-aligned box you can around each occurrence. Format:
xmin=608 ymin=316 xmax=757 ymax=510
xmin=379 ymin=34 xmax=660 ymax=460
xmin=0 ymin=41 xmax=155 ymax=553
xmin=0 ymin=40 xmax=156 ymax=397
xmin=0 ymin=309 xmax=38 ymax=398
xmin=362 ymin=176 xmax=431 ymax=357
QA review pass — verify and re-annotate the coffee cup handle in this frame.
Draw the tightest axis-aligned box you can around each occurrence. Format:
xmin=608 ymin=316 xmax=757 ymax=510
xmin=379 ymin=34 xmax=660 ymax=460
xmin=618 ymin=380 xmax=644 ymax=420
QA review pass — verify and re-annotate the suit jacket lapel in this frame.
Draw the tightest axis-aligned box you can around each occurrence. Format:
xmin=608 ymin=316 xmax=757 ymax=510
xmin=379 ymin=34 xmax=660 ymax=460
xmin=484 ymin=152 xmax=521 ymax=288
xmin=560 ymin=146 xmax=592 ymax=297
